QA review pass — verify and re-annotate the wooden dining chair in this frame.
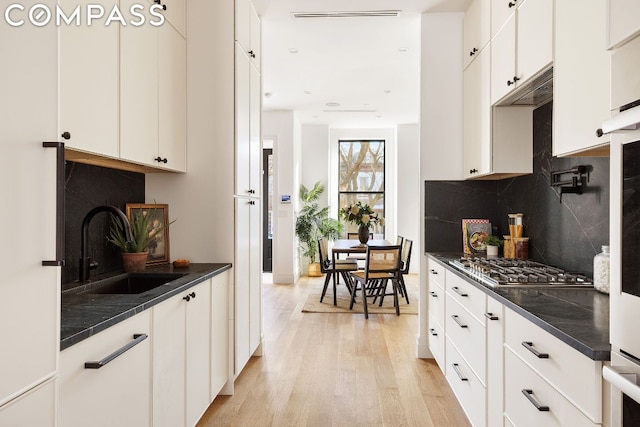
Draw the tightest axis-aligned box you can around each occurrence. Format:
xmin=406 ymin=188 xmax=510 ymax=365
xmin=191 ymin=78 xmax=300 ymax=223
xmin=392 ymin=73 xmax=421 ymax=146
xmin=349 ymin=245 xmax=402 ymax=319
xmin=317 ymin=238 xmax=358 ymax=306
xmin=397 ymin=238 xmax=413 ymax=304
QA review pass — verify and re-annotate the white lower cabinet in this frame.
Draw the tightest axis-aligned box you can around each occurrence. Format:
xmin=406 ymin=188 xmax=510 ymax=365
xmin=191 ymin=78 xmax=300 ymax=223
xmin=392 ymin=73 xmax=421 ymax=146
xmin=446 ymin=337 xmax=486 ymax=427
xmin=486 ymin=297 xmax=504 ymax=427
xmin=0 ymin=377 xmax=56 ymax=427
xmin=211 ymin=270 xmax=231 ymax=398
xmin=58 ymin=310 xmax=152 ymax=427
xmin=504 ymin=349 xmax=598 ymax=427
xmin=428 ymin=313 xmax=446 ymax=369
xmin=153 ymin=279 xmax=212 ymax=427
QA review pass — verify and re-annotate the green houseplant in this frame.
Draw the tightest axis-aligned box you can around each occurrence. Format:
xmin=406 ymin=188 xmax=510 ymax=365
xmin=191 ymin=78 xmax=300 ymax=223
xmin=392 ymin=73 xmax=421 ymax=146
xmin=295 ymin=182 xmax=343 ymax=276
xmin=108 ymin=209 xmax=173 ymax=272
xmin=484 ymin=235 xmax=503 ymax=257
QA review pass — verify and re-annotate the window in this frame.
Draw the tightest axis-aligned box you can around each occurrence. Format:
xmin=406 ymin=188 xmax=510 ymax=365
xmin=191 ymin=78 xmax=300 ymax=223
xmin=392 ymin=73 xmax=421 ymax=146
xmin=338 ymin=140 xmax=385 ymax=235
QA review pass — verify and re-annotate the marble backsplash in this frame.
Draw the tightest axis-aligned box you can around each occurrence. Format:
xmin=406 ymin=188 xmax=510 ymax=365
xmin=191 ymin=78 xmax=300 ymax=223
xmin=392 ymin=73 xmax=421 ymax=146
xmin=425 ymin=102 xmax=610 ymax=276
xmin=63 ymin=162 xmax=145 ymax=284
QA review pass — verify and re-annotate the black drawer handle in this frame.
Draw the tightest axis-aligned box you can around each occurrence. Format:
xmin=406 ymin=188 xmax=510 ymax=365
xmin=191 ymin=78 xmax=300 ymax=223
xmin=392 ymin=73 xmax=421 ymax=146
xmin=183 ymin=291 xmax=196 ymax=302
xmin=484 ymin=312 xmax=499 ymax=320
xmin=85 ymin=334 xmax=148 ymax=369
xmin=429 ymin=291 xmax=438 ymax=298
xmin=430 ymin=269 xmax=438 ymax=275
xmin=522 ymin=389 xmax=550 ymax=411
xmin=451 ymin=286 xmax=468 ymax=297
xmin=452 ymin=363 xmax=468 ymax=381
xmin=452 ymin=315 xmax=468 ymax=328
xmin=429 ymin=328 xmax=438 ymax=336
xmin=522 ymin=341 xmax=549 ymax=359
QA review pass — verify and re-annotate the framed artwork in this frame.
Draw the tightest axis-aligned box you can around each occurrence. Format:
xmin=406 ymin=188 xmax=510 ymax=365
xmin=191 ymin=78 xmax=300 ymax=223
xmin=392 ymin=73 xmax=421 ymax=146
xmin=126 ymin=203 xmax=171 ymax=265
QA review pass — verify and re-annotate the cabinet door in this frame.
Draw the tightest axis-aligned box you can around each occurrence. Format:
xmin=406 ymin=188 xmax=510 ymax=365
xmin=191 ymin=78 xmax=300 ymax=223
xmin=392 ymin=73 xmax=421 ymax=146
xmin=516 ymin=0 xmax=553 ymax=83
xmin=236 ymin=45 xmax=251 ymax=197
xmin=0 ymin=378 xmax=56 ymax=427
xmin=464 ymin=48 xmax=491 ymax=178
xmin=463 ymin=0 xmax=491 ymax=69
xmin=2 ymin=1 xmax=59 ymax=405
xmin=235 ymin=0 xmax=251 ymax=53
xmin=235 ymin=198 xmax=252 ymax=374
xmin=249 ymin=65 xmax=262 ymax=195
xmin=186 ymin=280 xmax=212 ymax=427
xmin=153 ymin=290 xmax=187 ymax=427
xmin=211 ymin=271 xmax=230 ymax=398
xmin=161 ymin=0 xmax=186 ymax=38
xmin=249 ymin=197 xmax=262 ymax=355
xmin=158 ymin=24 xmax=187 ymax=172
xmin=553 ymin=0 xmax=611 ymax=157
xmin=486 ymin=298 xmax=504 ymax=427
xmin=120 ymin=8 xmax=159 ymax=167
xmin=59 ymin=0 xmax=119 ymax=158
xmin=608 ymin=0 xmax=640 ymax=49
xmin=250 ymin=2 xmax=262 ymax=72
xmin=491 ymin=15 xmax=516 ymax=104
xmin=58 ymin=311 xmax=152 ymax=427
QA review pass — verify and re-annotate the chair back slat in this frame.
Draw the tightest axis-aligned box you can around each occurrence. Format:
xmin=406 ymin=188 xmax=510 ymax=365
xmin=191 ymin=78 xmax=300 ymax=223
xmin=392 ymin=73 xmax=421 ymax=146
xmin=365 ymin=245 xmax=402 ymax=277
xmin=317 ymin=238 xmax=330 ymax=270
xmin=401 ymin=239 xmax=413 ymax=273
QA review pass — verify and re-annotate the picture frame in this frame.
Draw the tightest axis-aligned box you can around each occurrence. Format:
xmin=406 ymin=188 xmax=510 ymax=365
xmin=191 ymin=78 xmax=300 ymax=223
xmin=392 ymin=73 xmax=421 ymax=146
xmin=126 ymin=203 xmax=171 ymax=265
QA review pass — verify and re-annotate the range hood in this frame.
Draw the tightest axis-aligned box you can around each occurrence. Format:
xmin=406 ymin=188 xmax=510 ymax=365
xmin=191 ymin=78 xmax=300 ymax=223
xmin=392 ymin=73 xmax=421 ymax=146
xmin=498 ymin=67 xmax=553 ymax=107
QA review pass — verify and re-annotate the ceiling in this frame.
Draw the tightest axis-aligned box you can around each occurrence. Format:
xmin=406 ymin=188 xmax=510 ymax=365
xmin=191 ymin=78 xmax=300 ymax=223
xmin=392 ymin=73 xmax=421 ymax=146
xmin=258 ymin=0 xmax=471 ymax=128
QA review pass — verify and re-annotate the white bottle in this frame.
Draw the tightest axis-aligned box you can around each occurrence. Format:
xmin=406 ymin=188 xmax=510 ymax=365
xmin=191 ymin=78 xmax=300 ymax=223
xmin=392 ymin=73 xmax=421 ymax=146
xmin=593 ymin=245 xmax=610 ymax=294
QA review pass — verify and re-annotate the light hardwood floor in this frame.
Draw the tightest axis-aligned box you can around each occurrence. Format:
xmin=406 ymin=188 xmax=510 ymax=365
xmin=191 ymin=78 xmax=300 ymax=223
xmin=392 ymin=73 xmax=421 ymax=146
xmin=197 ymin=274 xmax=470 ymax=427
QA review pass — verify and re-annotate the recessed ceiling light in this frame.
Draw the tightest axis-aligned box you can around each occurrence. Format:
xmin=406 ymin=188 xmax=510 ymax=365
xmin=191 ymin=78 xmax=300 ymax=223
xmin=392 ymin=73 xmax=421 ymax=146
xmin=304 ymin=91 xmax=311 ymax=95
xmin=384 ymin=90 xmax=391 ymax=94
xmin=288 ymin=48 xmax=299 ymax=54
xmin=325 ymin=102 xmax=340 ymax=107
xmin=398 ymin=47 xmax=409 ymax=52
xmin=264 ymin=92 xmax=272 ymax=98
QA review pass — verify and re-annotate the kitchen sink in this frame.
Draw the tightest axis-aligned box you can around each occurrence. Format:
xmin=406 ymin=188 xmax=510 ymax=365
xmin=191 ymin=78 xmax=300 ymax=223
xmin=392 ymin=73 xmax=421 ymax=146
xmin=83 ymin=272 xmax=188 ymax=294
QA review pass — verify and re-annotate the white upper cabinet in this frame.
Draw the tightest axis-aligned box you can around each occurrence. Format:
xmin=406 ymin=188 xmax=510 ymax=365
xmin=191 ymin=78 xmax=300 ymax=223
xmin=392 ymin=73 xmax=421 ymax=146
xmin=491 ymin=0 xmax=553 ymax=105
xmin=236 ymin=0 xmax=261 ymax=72
xmin=463 ymin=0 xmax=491 ymax=69
xmin=554 ymin=0 xmax=611 ymax=157
xmin=607 ymin=0 xmax=640 ymax=49
xmin=464 ymin=48 xmax=492 ymax=178
xmin=491 ymin=0 xmax=518 ymax=39
xmin=59 ymin=0 xmax=119 ymax=158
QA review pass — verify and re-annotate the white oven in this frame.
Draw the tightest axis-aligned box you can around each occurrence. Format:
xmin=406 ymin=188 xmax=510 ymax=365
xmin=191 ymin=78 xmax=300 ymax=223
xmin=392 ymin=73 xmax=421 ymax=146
xmin=604 ymin=32 xmax=640 ymax=427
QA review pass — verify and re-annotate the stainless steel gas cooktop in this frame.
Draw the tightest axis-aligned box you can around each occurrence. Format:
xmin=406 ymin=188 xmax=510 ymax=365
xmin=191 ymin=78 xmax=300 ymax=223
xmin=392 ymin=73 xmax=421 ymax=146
xmin=448 ymin=257 xmax=594 ymax=289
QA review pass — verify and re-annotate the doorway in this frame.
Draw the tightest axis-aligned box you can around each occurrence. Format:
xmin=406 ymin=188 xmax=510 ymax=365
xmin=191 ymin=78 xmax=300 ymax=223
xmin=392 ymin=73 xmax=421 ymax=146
xmin=262 ymin=148 xmax=273 ymax=272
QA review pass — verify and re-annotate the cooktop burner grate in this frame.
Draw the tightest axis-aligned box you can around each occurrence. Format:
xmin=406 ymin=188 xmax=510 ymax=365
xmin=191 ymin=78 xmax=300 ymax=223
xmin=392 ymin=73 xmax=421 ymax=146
xmin=448 ymin=257 xmax=593 ymax=288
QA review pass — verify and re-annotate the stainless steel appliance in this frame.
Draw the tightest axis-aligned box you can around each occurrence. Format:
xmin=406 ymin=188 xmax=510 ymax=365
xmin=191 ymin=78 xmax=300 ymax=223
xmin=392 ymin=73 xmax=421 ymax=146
xmin=448 ymin=257 xmax=593 ymax=288
xmin=602 ymin=30 xmax=640 ymax=427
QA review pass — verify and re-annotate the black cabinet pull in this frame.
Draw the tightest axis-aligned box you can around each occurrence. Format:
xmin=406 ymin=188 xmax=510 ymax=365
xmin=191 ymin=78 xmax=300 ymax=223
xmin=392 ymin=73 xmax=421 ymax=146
xmin=61 ymin=131 xmax=71 ymax=140
xmin=469 ymin=47 xmax=478 ymax=56
xmin=452 ymin=315 xmax=468 ymax=328
xmin=522 ymin=341 xmax=549 ymax=358
xmin=469 ymin=168 xmax=478 ymax=174
xmin=249 ymin=200 xmax=256 ymax=205
xmin=85 ymin=334 xmax=148 ymax=369
xmin=596 ymin=128 xmax=604 ymax=137
xmin=429 ymin=328 xmax=438 ymax=336
xmin=484 ymin=312 xmax=499 ymax=320
xmin=522 ymin=389 xmax=550 ymax=411
xmin=508 ymin=1 xmax=517 ymax=7
xmin=154 ymin=157 xmax=168 ymax=164
xmin=513 ymin=76 xmax=521 ymax=83
xmin=183 ymin=291 xmax=196 ymax=302
xmin=452 ymin=363 xmax=468 ymax=381
xmin=153 ymin=0 xmax=167 ymax=10
xmin=429 ymin=291 xmax=438 ymax=298
xmin=248 ymin=50 xmax=256 ymax=59
xmin=507 ymin=79 xmax=515 ymax=86
xmin=429 ymin=269 xmax=438 ymax=275
xmin=451 ymin=286 xmax=468 ymax=297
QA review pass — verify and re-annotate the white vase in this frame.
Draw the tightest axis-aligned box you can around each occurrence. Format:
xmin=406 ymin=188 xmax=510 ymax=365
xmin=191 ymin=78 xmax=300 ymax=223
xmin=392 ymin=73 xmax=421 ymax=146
xmin=486 ymin=245 xmax=499 ymax=257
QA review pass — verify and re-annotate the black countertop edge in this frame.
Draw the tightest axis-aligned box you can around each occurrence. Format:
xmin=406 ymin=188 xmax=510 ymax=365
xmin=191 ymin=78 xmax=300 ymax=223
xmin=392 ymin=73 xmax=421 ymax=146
xmin=427 ymin=253 xmax=611 ymax=361
xmin=60 ymin=263 xmax=232 ymax=351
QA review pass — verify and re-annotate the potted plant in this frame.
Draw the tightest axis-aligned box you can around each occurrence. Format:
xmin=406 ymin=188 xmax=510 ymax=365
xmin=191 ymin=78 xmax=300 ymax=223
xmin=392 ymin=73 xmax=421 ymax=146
xmin=295 ymin=182 xmax=343 ymax=277
xmin=484 ymin=235 xmax=503 ymax=257
xmin=108 ymin=209 xmax=172 ymax=272
xmin=339 ymin=201 xmax=384 ymax=244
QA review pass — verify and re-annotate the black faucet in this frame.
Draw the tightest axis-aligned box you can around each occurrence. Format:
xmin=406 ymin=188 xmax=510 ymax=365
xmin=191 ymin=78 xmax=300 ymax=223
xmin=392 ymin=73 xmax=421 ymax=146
xmin=79 ymin=205 xmax=132 ymax=283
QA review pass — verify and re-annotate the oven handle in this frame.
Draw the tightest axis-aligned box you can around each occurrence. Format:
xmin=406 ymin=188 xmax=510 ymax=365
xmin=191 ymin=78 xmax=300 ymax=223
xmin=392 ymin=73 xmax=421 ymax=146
xmin=603 ymin=365 xmax=640 ymax=405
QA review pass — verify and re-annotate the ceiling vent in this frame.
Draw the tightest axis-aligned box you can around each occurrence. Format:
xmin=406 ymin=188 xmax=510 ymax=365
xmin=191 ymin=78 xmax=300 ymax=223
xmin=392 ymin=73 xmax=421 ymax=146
xmin=292 ymin=10 xmax=401 ymax=18
xmin=322 ymin=109 xmax=377 ymax=113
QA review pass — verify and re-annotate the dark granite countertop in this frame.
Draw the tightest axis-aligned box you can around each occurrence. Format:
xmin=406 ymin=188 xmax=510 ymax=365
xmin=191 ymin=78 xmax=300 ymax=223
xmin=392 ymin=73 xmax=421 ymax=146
xmin=61 ymin=263 xmax=232 ymax=350
xmin=427 ymin=253 xmax=610 ymax=361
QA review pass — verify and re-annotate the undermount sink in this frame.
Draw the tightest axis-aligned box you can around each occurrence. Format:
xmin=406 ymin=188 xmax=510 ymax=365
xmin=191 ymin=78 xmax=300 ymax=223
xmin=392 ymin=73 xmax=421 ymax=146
xmin=84 ymin=272 xmax=187 ymax=294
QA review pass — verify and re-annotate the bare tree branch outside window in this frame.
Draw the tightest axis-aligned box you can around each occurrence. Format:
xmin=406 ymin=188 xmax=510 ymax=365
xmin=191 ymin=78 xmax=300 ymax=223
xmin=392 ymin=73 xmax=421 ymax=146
xmin=338 ymin=140 xmax=385 ymax=235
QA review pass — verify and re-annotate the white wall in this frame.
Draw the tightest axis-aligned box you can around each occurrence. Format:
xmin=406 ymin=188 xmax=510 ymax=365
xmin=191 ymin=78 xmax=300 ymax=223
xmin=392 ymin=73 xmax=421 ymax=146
xmin=300 ymin=124 xmax=330 ymax=206
xmin=417 ymin=12 xmax=464 ymax=358
xmin=262 ymin=110 xmax=298 ymax=284
xmin=397 ymin=123 xmax=420 ymax=274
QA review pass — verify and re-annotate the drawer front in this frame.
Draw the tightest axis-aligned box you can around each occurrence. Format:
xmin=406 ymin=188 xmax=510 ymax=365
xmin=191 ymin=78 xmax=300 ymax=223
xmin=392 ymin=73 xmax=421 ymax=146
xmin=504 ymin=308 xmax=602 ymax=422
xmin=446 ymin=294 xmax=486 ymax=384
xmin=428 ymin=279 xmax=445 ymax=329
xmin=446 ymin=337 xmax=486 ymax=427
xmin=504 ymin=349 xmax=599 ymax=427
xmin=446 ymin=271 xmax=486 ymax=323
xmin=428 ymin=313 xmax=445 ymax=370
xmin=427 ymin=258 xmax=446 ymax=288
xmin=486 ymin=297 xmax=504 ymax=427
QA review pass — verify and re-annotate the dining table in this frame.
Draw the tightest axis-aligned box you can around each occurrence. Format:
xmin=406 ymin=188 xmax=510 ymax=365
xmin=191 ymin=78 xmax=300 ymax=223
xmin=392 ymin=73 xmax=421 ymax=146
xmin=330 ymin=239 xmax=392 ymax=282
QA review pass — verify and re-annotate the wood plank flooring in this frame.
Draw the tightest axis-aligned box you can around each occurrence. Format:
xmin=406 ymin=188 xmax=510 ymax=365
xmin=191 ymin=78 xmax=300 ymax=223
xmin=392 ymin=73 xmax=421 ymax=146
xmin=197 ymin=274 xmax=470 ymax=427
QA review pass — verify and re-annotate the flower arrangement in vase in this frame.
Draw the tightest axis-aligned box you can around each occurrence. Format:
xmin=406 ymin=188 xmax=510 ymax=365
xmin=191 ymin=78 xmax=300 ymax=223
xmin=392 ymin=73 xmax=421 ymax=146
xmin=339 ymin=201 xmax=384 ymax=244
